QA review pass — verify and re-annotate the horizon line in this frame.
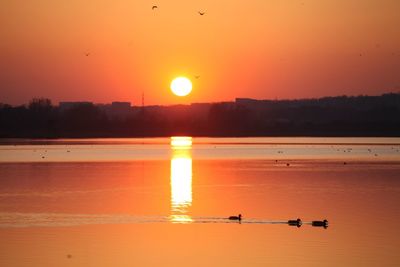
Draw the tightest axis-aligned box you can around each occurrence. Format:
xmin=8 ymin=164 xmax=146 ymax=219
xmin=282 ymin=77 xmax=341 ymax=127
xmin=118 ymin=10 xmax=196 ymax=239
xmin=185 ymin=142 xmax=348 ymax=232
xmin=1 ymin=91 xmax=399 ymax=108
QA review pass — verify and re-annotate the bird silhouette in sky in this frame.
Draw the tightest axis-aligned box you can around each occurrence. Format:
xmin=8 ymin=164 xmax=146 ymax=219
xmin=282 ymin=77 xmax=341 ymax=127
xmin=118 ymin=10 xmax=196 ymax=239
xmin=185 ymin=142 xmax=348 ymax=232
xmin=195 ymin=75 xmax=200 ymax=79
xmin=198 ymin=11 xmax=205 ymax=15
xmin=85 ymin=52 xmax=90 ymax=57
xmin=152 ymin=5 xmax=158 ymax=10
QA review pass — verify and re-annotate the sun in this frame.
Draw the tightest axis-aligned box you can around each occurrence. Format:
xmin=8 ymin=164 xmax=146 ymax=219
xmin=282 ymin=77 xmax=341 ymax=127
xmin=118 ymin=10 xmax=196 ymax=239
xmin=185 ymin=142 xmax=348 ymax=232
xmin=170 ymin=77 xmax=192 ymax=97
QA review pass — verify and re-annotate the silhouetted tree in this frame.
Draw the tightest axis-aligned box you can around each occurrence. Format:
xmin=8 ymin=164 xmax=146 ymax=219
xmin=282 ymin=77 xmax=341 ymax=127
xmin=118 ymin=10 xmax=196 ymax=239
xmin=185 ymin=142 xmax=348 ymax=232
xmin=59 ymin=103 xmax=108 ymax=137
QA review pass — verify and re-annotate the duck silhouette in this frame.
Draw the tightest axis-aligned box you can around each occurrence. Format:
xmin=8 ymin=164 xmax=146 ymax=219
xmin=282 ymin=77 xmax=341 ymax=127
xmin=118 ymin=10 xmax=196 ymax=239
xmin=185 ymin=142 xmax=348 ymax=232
xmin=288 ymin=218 xmax=302 ymax=227
xmin=228 ymin=214 xmax=242 ymax=221
xmin=312 ymin=219 xmax=328 ymax=228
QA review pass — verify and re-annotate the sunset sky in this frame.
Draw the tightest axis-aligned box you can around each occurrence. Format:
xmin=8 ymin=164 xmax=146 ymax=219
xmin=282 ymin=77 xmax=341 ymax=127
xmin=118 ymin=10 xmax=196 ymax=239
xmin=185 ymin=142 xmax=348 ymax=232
xmin=1 ymin=0 xmax=399 ymax=106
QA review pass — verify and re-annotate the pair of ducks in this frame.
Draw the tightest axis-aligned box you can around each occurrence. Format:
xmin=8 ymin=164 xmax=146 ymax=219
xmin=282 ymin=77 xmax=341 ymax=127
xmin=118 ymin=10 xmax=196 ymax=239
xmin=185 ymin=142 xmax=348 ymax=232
xmin=288 ymin=218 xmax=329 ymax=228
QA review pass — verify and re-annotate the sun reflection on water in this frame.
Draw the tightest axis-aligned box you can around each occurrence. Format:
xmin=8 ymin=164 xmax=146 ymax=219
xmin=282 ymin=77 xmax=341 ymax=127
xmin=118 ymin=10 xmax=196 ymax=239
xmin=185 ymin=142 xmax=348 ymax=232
xmin=170 ymin=137 xmax=193 ymax=223
xmin=170 ymin=136 xmax=192 ymax=149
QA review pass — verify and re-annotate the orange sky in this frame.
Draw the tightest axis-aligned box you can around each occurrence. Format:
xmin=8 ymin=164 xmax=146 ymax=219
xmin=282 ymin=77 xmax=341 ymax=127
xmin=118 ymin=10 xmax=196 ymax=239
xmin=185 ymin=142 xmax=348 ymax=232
xmin=0 ymin=0 xmax=399 ymax=106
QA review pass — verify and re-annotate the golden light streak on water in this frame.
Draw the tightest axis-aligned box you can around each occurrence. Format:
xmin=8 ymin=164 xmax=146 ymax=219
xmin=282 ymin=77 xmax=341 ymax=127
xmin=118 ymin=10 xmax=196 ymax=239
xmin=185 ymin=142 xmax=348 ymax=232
xmin=170 ymin=137 xmax=193 ymax=223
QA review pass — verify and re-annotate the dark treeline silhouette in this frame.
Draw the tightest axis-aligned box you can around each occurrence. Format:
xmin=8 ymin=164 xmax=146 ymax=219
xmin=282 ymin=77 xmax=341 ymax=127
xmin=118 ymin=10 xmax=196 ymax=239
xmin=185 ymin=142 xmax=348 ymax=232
xmin=1 ymin=93 xmax=400 ymax=138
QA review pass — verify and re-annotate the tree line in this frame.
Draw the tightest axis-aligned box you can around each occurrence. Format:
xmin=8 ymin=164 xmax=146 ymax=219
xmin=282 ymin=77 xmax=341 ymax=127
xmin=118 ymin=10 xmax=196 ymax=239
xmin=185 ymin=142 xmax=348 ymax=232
xmin=0 ymin=93 xmax=399 ymax=138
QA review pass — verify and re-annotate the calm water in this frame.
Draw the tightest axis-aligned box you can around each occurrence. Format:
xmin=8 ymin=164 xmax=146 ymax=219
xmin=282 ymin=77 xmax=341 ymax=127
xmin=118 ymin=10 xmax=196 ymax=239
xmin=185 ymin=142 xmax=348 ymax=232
xmin=0 ymin=137 xmax=400 ymax=267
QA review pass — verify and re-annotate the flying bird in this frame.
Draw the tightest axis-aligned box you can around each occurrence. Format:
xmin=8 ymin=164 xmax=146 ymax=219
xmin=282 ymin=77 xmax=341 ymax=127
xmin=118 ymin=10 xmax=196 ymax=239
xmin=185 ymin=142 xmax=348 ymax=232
xmin=85 ymin=52 xmax=90 ymax=57
xmin=152 ymin=5 xmax=158 ymax=10
xmin=198 ymin=11 xmax=205 ymax=15
xmin=194 ymin=75 xmax=200 ymax=79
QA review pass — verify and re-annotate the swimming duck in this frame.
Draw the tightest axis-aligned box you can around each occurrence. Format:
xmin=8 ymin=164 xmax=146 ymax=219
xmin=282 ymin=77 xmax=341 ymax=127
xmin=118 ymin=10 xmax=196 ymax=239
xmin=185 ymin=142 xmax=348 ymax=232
xmin=288 ymin=218 xmax=302 ymax=227
xmin=229 ymin=214 xmax=242 ymax=221
xmin=312 ymin=219 xmax=328 ymax=228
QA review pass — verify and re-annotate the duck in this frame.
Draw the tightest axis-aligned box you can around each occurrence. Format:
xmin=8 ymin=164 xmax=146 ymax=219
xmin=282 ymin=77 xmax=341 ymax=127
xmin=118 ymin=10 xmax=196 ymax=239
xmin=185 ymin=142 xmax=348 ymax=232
xmin=228 ymin=214 xmax=242 ymax=221
xmin=288 ymin=218 xmax=302 ymax=227
xmin=312 ymin=219 xmax=328 ymax=228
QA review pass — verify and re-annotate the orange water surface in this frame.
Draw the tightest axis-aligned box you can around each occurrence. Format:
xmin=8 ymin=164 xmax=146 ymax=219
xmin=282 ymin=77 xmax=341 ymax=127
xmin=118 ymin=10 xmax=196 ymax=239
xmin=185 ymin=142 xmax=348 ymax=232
xmin=0 ymin=137 xmax=399 ymax=266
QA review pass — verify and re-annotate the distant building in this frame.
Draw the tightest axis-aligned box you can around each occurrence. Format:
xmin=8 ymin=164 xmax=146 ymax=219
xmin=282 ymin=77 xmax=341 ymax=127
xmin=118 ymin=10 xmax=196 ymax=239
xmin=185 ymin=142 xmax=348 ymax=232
xmin=112 ymin=102 xmax=131 ymax=109
xmin=110 ymin=102 xmax=132 ymax=119
xmin=235 ymin=98 xmax=259 ymax=106
xmin=189 ymin=103 xmax=212 ymax=120
xmin=59 ymin=101 xmax=93 ymax=112
xmin=96 ymin=102 xmax=133 ymax=119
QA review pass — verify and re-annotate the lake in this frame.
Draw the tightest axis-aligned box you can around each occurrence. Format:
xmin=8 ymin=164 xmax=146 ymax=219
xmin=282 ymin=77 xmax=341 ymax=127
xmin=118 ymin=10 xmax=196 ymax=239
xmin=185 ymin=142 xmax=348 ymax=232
xmin=0 ymin=137 xmax=400 ymax=267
